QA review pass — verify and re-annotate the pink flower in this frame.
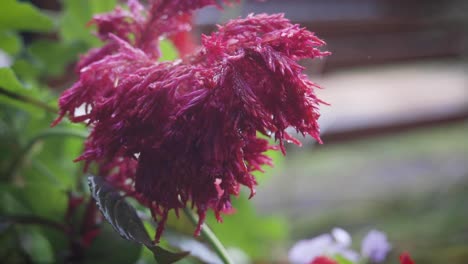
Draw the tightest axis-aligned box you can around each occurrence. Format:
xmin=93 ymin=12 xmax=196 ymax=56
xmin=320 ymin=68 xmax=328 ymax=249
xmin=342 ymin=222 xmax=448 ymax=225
xmin=53 ymin=0 xmax=329 ymax=242
xmin=168 ymin=14 xmax=197 ymax=57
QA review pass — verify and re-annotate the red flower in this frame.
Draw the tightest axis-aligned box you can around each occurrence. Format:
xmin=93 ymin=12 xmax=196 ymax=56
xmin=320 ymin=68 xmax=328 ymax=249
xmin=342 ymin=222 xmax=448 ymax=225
xmin=399 ymin=252 xmax=415 ymax=264
xmin=168 ymin=14 xmax=197 ymax=57
xmin=310 ymin=256 xmax=338 ymax=264
xmin=53 ymin=0 xmax=329 ymax=242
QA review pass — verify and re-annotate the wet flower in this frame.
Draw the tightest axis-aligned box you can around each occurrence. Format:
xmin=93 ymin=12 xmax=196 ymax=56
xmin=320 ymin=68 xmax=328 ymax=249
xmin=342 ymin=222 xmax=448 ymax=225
xmin=361 ymin=229 xmax=392 ymax=263
xmin=53 ymin=0 xmax=328 ymax=242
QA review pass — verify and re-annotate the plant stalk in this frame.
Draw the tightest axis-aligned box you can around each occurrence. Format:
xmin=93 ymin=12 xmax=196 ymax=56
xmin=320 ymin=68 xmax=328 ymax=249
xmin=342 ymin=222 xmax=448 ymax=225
xmin=0 ymin=86 xmax=58 ymax=113
xmin=182 ymin=207 xmax=234 ymax=264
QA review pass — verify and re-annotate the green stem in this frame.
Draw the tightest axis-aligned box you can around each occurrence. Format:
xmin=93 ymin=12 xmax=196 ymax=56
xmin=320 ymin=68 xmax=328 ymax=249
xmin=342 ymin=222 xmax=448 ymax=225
xmin=182 ymin=207 xmax=234 ymax=264
xmin=0 ymin=86 xmax=58 ymax=113
xmin=5 ymin=128 xmax=88 ymax=179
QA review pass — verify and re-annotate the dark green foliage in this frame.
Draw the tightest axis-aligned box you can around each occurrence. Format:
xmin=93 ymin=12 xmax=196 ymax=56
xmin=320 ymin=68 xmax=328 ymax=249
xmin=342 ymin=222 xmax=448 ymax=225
xmin=0 ymin=0 xmax=53 ymax=32
xmin=88 ymin=176 xmax=189 ymax=264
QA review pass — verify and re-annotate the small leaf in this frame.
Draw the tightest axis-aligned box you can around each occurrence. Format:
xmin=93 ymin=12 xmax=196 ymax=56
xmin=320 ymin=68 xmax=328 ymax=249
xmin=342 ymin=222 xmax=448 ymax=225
xmin=11 ymin=59 xmax=41 ymax=82
xmin=151 ymin=246 xmax=191 ymax=264
xmin=0 ymin=184 xmax=30 ymax=216
xmin=88 ymin=175 xmax=189 ymax=264
xmin=0 ymin=0 xmax=53 ymax=32
xmin=88 ymin=175 xmax=152 ymax=245
xmin=28 ymin=40 xmax=85 ymax=77
xmin=159 ymin=40 xmax=178 ymax=62
xmin=18 ymin=227 xmax=54 ymax=263
xmin=334 ymin=255 xmax=355 ymax=264
xmin=1 ymin=182 xmax=67 ymax=222
xmin=0 ymin=67 xmax=45 ymax=115
xmin=85 ymin=223 xmax=142 ymax=264
xmin=0 ymin=31 xmax=21 ymax=55
xmin=0 ymin=67 xmax=23 ymax=92
xmin=60 ymin=0 xmax=117 ymax=47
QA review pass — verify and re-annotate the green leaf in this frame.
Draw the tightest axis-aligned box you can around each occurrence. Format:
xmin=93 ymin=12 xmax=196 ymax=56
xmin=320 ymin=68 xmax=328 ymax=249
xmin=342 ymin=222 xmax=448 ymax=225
xmin=0 ymin=0 xmax=53 ymax=32
xmin=28 ymin=39 xmax=85 ymax=77
xmin=0 ymin=67 xmax=48 ymax=115
xmin=89 ymin=0 xmax=118 ymax=14
xmin=60 ymin=0 xmax=117 ymax=47
xmin=89 ymin=176 xmax=151 ymax=245
xmin=159 ymin=40 xmax=178 ymax=62
xmin=0 ymin=31 xmax=21 ymax=55
xmin=88 ymin=175 xmax=189 ymax=264
xmin=39 ymin=227 xmax=68 ymax=262
xmin=151 ymin=246 xmax=191 ymax=264
xmin=7 ymin=182 xmax=67 ymax=222
xmin=0 ymin=184 xmax=30 ymax=216
xmin=0 ymin=226 xmax=31 ymax=263
xmin=0 ymin=67 xmax=23 ymax=92
xmin=11 ymin=59 xmax=41 ymax=82
xmin=18 ymin=226 xmax=54 ymax=263
xmin=334 ymin=254 xmax=355 ymax=264
xmin=85 ymin=223 xmax=142 ymax=264
xmin=0 ymin=183 xmax=67 ymax=262
xmin=28 ymin=127 xmax=86 ymax=189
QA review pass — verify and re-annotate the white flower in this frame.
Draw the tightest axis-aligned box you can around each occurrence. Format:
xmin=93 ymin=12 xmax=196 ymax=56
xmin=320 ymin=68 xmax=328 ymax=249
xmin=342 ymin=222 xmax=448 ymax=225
xmin=288 ymin=228 xmax=359 ymax=264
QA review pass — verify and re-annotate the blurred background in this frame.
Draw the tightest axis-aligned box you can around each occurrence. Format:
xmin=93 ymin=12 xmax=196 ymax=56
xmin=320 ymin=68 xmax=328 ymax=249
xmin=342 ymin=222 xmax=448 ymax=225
xmin=1 ymin=0 xmax=467 ymax=263
xmin=198 ymin=0 xmax=468 ymax=263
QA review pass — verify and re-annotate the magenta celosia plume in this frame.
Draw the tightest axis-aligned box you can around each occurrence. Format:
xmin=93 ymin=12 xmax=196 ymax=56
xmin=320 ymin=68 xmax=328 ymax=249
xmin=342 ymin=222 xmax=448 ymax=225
xmin=53 ymin=0 xmax=329 ymax=242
